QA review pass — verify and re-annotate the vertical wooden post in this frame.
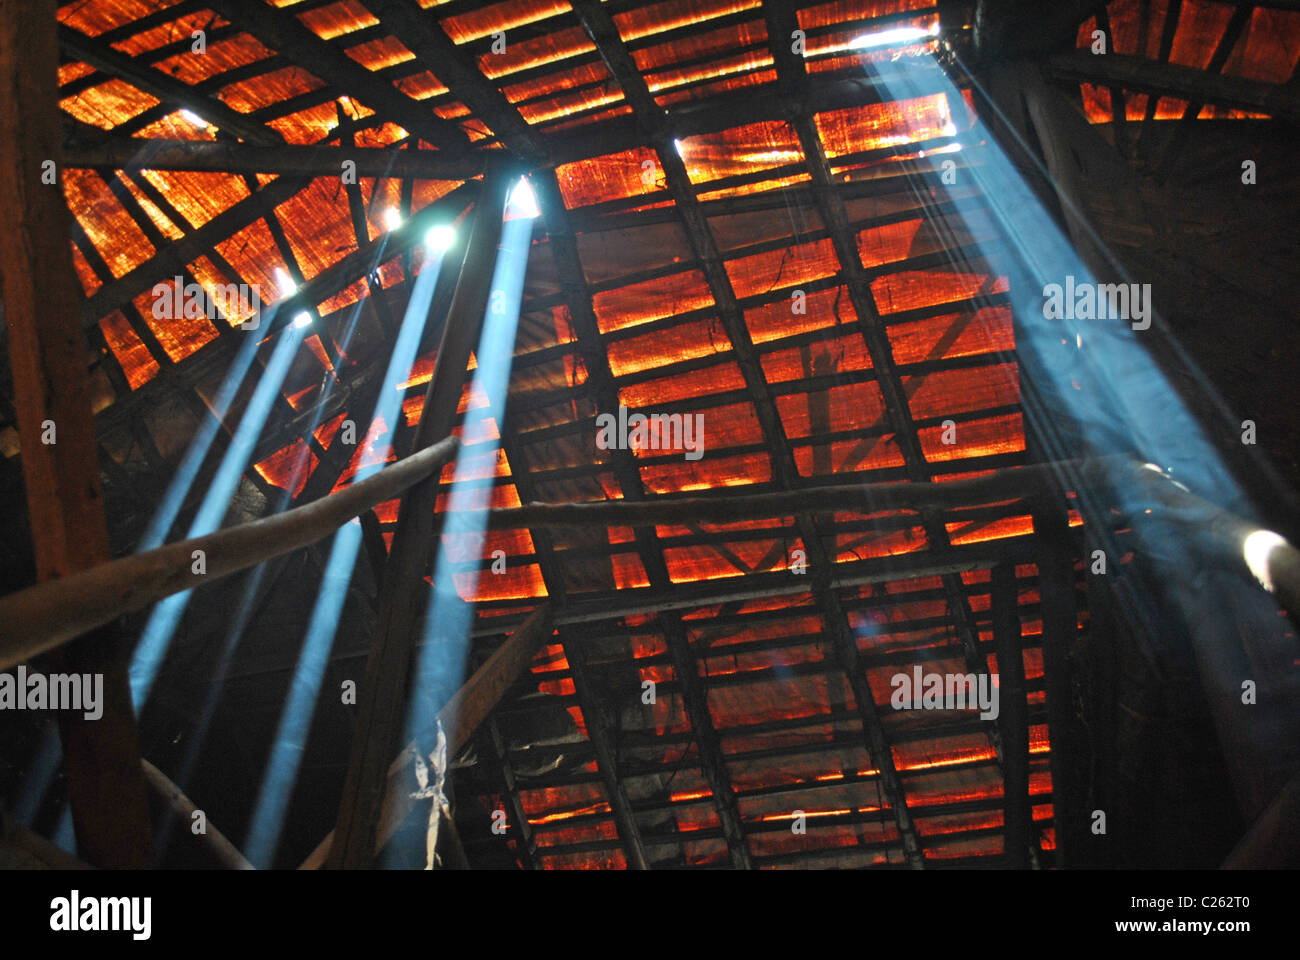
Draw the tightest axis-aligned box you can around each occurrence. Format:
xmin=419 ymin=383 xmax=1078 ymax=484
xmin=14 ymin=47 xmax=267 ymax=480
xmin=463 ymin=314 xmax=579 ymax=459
xmin=1034 ymin=504 xmax=1084 ymax=866
xmin=992 ymin=563 xmax=1031 ymax=868
xmin=0 ymin=0 xmax=152 ymax=866
xmin=327 ymin=165 xmax=509 ymax=868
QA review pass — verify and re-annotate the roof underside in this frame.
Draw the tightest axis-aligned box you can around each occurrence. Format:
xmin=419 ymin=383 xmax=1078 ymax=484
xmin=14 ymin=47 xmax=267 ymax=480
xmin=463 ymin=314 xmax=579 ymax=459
xmin=4 ymin=0 xmax=1299 ymax=868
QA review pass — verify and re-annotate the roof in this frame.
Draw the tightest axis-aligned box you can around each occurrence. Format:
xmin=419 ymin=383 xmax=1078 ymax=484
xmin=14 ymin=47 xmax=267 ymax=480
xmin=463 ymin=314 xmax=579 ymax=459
xmin=5 ymin=0 xmax=1298 ymax=869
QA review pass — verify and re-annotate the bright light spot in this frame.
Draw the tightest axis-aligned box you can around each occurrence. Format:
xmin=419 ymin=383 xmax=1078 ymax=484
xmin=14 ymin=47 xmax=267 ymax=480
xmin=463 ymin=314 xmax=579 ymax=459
xmin=505 ymin=176 xmax=541 ymax=219
xmin=674 ymin=138 xmax=686 ymax=157
xmin=275 ymin=267 xmax=297 ymax=296
xmin=1076 ymin=333 xmax=1083 ymax=349
xmin=180 ymin=109 xmax=208 ymax=127
xmin=293 ymin=312 xmax=312 ymax=329
xmin=383 ymin=207 xmax=403 ymax=231
xmin=426 ymin=224 xmax=456 ymax=252
xmin=849 ymin=22 xmax=940 ymax=50
xmin=738 ymin=150 xmax=803 ymax=164
xmin=1244 ymin=530 xmax=1287 ymax=594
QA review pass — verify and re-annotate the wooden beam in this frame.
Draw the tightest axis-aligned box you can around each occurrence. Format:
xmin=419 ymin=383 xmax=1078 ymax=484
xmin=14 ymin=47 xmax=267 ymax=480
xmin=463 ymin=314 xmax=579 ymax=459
xmin=77 ymin=172 xmax=308 ymax=327
xmin=992 ymin=562 xmax=1031 ymax=868
xmin=483 ymin=459 xmax=1078 ymax=530
xmin=0 ymin=436 xmax=459 ymax=668
xmin=480 ymin=717 xmax=539 ymax=868
xmin=63 ymin=136 xmax=487 ymax=180
xmin=0 ymin=0 xmax=153 ymax=869
xmin=203 ymin=0 xmax=470 ymax=153
xmin=973 ymin=0 xmax=1104 ymax=60
xmin=547 ymin=67 xmax=952 ymax=166
xmin=75 ymin=179 xmax=478 ymax=438
xmin=1044 ymin=51 xmax=1300 ymax=124
xmin=541 ymin=17 xmax=764 ymax=864
xmin=140 ymin=759 xmax=253 ymax=869
xmin=301 ymin=604 xmax=554 ymax=868
xmin=1223 ymin=768 xmax=1300 ymax=868
xmin=326 ymin=164 xmax=510 ymax=868
xmin=1 ymin=811 xmax=92 ymax=869
xmin=368 ymin=0 xmax=544 ymax=158
xmin=58 ymin=26 xmax=283 ymax=146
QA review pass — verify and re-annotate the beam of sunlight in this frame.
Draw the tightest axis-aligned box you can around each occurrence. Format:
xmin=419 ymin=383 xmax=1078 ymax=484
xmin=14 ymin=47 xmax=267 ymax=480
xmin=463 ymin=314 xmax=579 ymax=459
xmin=244 ymin=236 xmax=456 ymax=867
xmin=403 ymin=186 xmax=538 ymax=779
xmin=856 ymin=53 xmax=1249 ymax=515
xmin=853 ymin=49 xmax=1298 ymax=747
xmin=129 ymin=319 xmax=310 ymax=709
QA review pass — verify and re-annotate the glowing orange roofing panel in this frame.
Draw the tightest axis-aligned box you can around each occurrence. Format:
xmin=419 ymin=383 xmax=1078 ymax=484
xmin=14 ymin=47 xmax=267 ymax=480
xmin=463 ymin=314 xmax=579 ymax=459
xmin=1226 ymin=8 xmax=1300 ymax=82
xmin=887 ymin=305 xmax=1014 ymax=365
xmin=58 ymin=0 xmax=187 ymax=37
xmin=438 ymin=0 xmax=570 ymax=44
xmin=725 ymin=236 xmax=839 ymax=299
xmin=902 ymin=362 xmax=1020 ymax=421
xmin=655 ymin=67 xmax=776 ymax=107
xmin=815 ymin=93 xmax=956 ymax=158
xmin=61 ymin=77 xmax=159 ymax=129
xmin=640 ymin=450 xmax=772 ymax=492
xmin=613 ymin=0 xmax=762 ymax=43
xmin=605 ymin=317 xmax=733 ymax=377
xmin=775 ymin=381 xmax=888 ymax=439
xmin=557 ymin=146 xmax=663 ymax=209
xmin=678 ymin=120 xmax=803 ymax=184
xmin=481 ymin=25 xmax=596 ymax=78
xmin=745 ymin=286 xmax=859 ymax=344
xmin=64 ymin=168 xmax=155 ymax=278
xmin=99 ymin=310 xmax=159 ymax=389
xmin=618 ymin=360 xmax=748 ymax=407
xmin=647 ymin=49 xmax=773 ymax=95
xmin=633 ymin=18 xmax=767 ymax=72
xmin=760 ymin=334 xmax=873 ymax=384
xmin=591 ymin=269 xmax=715 ymax=333
xmin=518 ymin=87 xmax=624 ymax=125
xmin=270 ymin=178 xmax=358 ymax=282
xmin=153 ymin=34 xmax=273 ymax=84
xmin=1168 ymin=0 xmax=1236 ymax=69
xmin=502 ymin=60 xmax=610 ymax=106
xmin=918 ymin=413 xmax=1025 ymax=464
xmin=871 ymin=267 xmax=1010 ymax=315
xmin=856 ymin=218 xmax=924 ymax=269
xmin=344 ymin=35 xmax=417 ymax=72
xmin=296 ymin=0 xmax=378 ymax=40
xmin=946 ymin=514 xmax=1034 ymax=546
xmin=797 ymin=0 xmax=935 ymax=31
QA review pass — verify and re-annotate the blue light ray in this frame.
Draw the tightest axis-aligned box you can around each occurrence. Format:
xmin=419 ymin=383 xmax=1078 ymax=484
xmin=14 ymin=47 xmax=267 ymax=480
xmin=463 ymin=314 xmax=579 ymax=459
xmin=129 ymin=319 xmax=310 ymax=709
xmin=404 ymin=194 xmax=538 ymax=765
xmin=245 ymin=239 xmax=455 ymax=866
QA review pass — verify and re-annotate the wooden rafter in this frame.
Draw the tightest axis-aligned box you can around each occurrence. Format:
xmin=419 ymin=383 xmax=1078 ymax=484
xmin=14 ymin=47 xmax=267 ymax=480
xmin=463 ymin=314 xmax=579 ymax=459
xmin=203 ymin=0 xmax=470 ymax=154
xmin=58 ymin=25 xmax=283 ymax=146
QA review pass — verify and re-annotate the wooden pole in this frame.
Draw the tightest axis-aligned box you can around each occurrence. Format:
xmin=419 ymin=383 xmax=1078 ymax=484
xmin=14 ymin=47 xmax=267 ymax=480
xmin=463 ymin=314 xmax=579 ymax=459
xmin=301 ymin=604 xmax=553 ymax=868
xmin=481 ymin=459 xmax=1081 ymax=529
xmin=992 ymin=563 xmax=1031 ymax=868
xmin=1223 ymin=770 xmax=1300 ymax=868
xmin=139 ymin=760 xmax=254 ymax=870
xmin=0 ymin=0 xmax=153 ymax=868
xmin=0 ymin=435 xmax=459 ymax=669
